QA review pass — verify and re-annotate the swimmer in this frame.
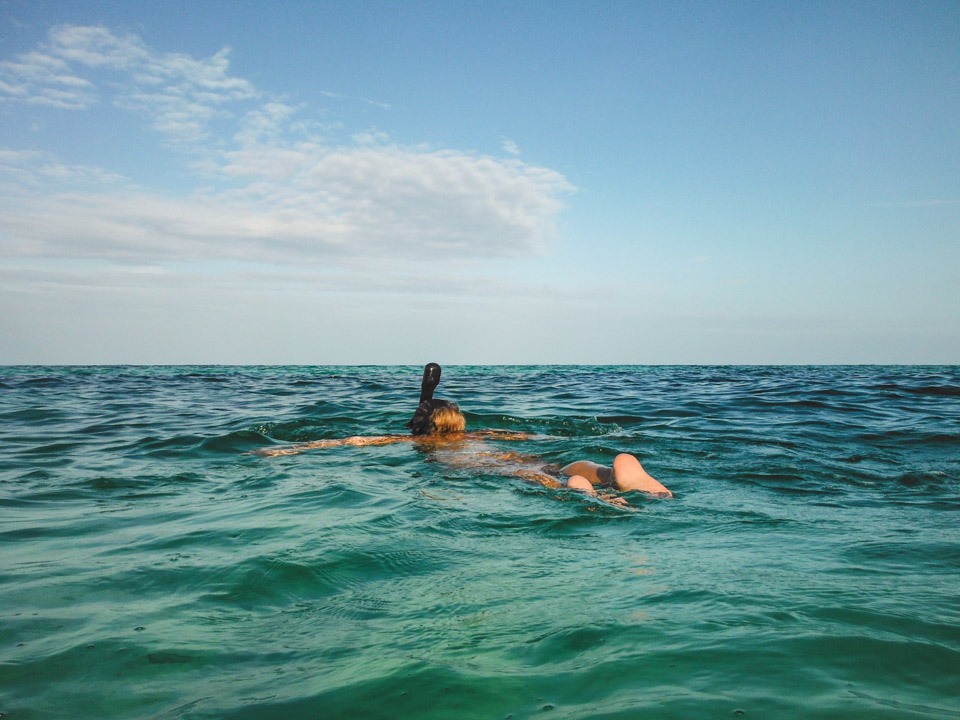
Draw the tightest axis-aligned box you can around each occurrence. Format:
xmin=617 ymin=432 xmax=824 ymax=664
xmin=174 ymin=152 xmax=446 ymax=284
xmin=256 ymin=363 xmax=672 ymax=503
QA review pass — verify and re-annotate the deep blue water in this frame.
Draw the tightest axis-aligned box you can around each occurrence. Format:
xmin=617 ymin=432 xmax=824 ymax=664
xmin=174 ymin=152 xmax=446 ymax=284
xmin=1 ymin=365 xmax=958 ymax=719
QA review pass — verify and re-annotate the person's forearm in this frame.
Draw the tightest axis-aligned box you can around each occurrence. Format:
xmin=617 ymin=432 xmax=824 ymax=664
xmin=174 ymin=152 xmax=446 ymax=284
xmin=254 ymin=434 xmax=411 ymax=456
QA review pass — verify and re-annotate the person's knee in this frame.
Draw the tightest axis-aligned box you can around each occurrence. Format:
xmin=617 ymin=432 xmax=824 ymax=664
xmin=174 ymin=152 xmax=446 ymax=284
xmin=612 ymin=453 xmax=636 ymax=469
xmin=566 ymin=475 xmax=597 ymax=495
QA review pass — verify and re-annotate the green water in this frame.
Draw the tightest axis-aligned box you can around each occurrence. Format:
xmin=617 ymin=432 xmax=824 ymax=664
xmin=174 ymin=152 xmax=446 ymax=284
xmin=1 ymin=366 xmax=958 ymax=718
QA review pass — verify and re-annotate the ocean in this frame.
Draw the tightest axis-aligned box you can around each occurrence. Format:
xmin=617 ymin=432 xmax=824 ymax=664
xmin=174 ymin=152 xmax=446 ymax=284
xmin=1 ymin=365 xmax=958 ymax=719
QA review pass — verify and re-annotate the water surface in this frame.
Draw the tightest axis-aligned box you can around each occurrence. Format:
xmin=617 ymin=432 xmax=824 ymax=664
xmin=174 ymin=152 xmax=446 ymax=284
xmin=1 ymin=365 xmax=958 ymax=719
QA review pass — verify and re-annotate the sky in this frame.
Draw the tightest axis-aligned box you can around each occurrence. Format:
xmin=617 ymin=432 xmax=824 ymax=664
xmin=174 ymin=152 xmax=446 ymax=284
xmin=0 ymin=0 xmax=957 ymax=365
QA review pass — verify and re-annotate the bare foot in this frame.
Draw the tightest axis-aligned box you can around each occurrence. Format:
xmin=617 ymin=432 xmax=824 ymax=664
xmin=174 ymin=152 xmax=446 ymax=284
xmin=566 ymin=475 xmax=597 ymax=495
xmin=611 ymin=454 xmax=672 ymax=497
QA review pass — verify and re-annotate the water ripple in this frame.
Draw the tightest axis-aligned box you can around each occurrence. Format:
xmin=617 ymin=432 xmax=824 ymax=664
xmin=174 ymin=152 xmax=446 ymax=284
xmin=0 ymin=365 xmax=957 ymax=718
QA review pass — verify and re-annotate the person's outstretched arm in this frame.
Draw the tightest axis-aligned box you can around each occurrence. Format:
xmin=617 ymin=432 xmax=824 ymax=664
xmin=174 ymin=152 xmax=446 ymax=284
xmin=254 ymin=435 xmax=414 ymax=457
xmin=469 ymin=429 xmax=538 ymax=441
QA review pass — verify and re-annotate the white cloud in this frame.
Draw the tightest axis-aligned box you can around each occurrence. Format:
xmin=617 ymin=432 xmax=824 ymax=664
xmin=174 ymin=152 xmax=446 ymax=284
xmin=319 ymin=89 xmax=390 ymax=109
xmin=0 ymin=148 xmax=126 ymax=187
xmin=1 ymin=25 xmax=256 ymax=144
xmin=0 ymin=25 xmax=574 ymax=274
xmin=502 ymin=138 xmax=521 ymax=156
xmin=351 ymin=129 xmax=389 ymax=145
xmin=0 ymin=262 xmax=575 ymax=304
xmin=234 ymin=102 xmax=301 ymax=145
xmin=46 ymin=25 xmax=147 ymax=69
xmin=0 ymin=47 xmax=95 ymax=108
xmin=0 ymin=144 xmax=572 ymax=264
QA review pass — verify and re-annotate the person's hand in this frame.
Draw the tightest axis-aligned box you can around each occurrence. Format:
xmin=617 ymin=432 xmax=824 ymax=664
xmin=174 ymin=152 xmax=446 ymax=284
xmin=598 ymin=493 xmax=629 ymax=507
xmin=252 ymin=446 xmax=302 ymax=456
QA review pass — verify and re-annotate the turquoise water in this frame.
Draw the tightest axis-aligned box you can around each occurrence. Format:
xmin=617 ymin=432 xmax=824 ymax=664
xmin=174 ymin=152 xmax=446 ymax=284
xmin=1 ymin=365 xmax=958 ymax=719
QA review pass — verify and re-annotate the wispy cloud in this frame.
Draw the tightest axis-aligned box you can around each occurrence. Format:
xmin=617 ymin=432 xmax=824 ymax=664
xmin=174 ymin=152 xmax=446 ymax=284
xmin=1 ymin=144 xmax=571 ymax=264
xmin=1 ymin=25 xmax=257 ymax=144
xmin=0 ymin=148 xmax=125 ymax=187
xmin=351 ymin=129 xmax=389 ymax=145
xmin=0 ymin=48 xmax=95 ymax=108
xmin=0 ymin=26 xmax=574 ymax=273
xmin=502 ymin=138 xmax=521 ymax=156
xmin=0 ymin=262 xmax=574 ymax=303
xmin=319 ymin=89 xmax=391 ymax=109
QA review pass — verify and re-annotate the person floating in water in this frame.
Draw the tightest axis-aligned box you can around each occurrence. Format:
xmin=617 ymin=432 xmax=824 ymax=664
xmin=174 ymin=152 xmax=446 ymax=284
xmin=256 ymin=363 xmax=672 ymax=504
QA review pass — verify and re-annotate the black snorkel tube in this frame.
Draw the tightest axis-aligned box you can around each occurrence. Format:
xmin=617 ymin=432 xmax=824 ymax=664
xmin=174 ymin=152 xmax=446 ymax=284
xmin=419 ymin=363 xmax=442 ymax=404
xmin=408 ymin=362 xmax=445 ymax=435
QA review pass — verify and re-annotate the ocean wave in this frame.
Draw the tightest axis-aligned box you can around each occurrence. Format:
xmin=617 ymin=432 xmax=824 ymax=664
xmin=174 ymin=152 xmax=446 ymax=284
xmin=3 ymin=365 xmax=959 ymax=719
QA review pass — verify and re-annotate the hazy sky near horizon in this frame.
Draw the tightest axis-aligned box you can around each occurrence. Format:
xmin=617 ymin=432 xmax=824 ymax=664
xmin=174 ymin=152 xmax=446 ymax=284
xmin=1 ymin=0 xmax=957 ymax=364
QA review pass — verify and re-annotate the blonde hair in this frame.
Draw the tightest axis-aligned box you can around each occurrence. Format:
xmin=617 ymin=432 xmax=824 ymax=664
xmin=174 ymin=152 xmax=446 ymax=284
xmin=429 ymin=405 xmax=466 ymax=433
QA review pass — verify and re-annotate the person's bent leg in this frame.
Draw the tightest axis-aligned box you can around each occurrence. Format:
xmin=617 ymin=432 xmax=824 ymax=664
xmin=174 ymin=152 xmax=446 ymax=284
xmin=566 ymin=475 xmax=597 ymax=495
xmin=611 ymin=454 xmax=672 ymax=497
xmin=560 ymin=460 xmax=612 ymax=485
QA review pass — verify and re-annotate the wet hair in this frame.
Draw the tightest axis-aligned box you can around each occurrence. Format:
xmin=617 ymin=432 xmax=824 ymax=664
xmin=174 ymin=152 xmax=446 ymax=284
xmin=407 ymin=363 xmax=466 ymax=435
xmin=429 ymin=402 xmax=466 ymax=433
xmin=408 ymin=399 xmax=466 ymax=435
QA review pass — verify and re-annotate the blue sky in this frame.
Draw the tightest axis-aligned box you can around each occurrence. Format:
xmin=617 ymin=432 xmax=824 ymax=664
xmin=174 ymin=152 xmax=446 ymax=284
xmin=1 ymin=0 xmax=957 ymax=364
